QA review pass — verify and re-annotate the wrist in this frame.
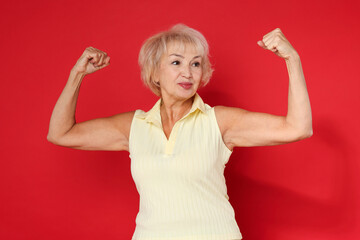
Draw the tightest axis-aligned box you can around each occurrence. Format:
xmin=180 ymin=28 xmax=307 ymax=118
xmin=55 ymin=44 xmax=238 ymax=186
xmin=70 ymin=68 xmax=86 ymax=79
xmin=68 ymin=69 xmax=86 ymax=87
xmin=285 ymin=51 xmax=300 ymax=62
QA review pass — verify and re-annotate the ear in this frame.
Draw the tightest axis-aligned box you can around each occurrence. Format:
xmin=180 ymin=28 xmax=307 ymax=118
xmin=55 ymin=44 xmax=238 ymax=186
xmin=154 ymin=65 xmax=162 ymax=81
xmin=151 ymin=70 xmax=160 ymax=86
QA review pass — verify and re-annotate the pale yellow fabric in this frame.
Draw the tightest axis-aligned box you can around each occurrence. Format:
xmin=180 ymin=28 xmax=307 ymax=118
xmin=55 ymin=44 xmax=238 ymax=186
xmin=129 ymin=93 xmax=242 ymax=240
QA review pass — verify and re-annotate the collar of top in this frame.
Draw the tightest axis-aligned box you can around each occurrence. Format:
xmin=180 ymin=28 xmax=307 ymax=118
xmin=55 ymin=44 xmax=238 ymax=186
xmin=135 ymin=93 xmax=207 ymax=128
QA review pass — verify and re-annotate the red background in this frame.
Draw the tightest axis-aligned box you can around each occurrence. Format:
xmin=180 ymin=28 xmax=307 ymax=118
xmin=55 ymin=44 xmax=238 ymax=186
xmin=1 ymin=0 xmax=359 ymax=239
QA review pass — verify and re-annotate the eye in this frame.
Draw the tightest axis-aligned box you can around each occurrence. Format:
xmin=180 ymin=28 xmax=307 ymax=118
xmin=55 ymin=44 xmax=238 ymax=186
xmin=192 ymin=62 xmax=201 ymax=67
xmin=171 ymin=60 xmax=180 ymax=65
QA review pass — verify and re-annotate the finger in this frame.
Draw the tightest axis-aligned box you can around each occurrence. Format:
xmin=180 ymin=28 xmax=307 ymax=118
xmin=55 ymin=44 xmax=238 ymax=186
xmin=97 ymin=53 xmax=105 ymax=66
xmin=90 ymin=53 xmax=100 ymax=66
xmin=274 ymin=28 xmax=282 ymax=33
xmin=257 ymin=40 xmax=266 ymax=49
xmin=263 ymin=31 xmax=275 ymax=45
xmin=266 ymin=38 xmax=278 ymax=52
xmin=95 ymin=53 xmax=102 ymax=65
xmin=262 ymin=30 xmax=275 ymax=42
xmin=263 ymin=37 xmax=272 ymax=49
xmin=87 ymin=55 xmax=95 ymax=64
xmin=263 ymin=27 xmax=281 ymax=42
xmin=84 ymin=47 xmax=97 ymax=58
xmin=101 ymin=52 xmax=108 ymax=64
xmin=97 ymin=61 xmax=110 ymax=70
xmin=263 ymin=35 xmax=272 ymax=45
xmin=105 ymin=56 xmax=110 ymax=64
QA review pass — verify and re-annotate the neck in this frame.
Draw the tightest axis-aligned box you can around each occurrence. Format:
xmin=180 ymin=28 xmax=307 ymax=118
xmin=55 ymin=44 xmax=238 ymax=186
xmin=160 ymin=94 xmax=195 ymax=124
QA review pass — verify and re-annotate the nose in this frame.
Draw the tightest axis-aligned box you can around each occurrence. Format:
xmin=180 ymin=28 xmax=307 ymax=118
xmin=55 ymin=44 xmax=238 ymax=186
xmin=181 ymin=65 xmax=192 ymax=79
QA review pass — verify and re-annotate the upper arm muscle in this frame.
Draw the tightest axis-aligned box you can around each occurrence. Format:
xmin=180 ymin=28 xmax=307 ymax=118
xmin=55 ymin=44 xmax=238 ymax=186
xmin=215 ymin=106 xmax=305 ymax=149
xmin=52 ymin=111 xmax=135 ymax=151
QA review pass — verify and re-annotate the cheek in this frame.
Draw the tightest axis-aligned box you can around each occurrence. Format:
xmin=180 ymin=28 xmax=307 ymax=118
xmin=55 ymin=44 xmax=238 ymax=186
xmin=159 ymin=70 xmax=181 ymax=86
xmin=159 ymin=68 xmax=174 ymax=79
xmin=194 ymin=69 xmax=203 ymax=80
xmin=164 ymin=67 xmax=179 ymax=76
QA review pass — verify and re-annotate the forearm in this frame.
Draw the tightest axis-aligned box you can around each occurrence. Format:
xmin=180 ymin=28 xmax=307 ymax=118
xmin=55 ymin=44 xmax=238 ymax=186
xmin=284 ymin=54 xmax=313 ymax=136
xmin=47 ymin=70 xmax=85 ymax=141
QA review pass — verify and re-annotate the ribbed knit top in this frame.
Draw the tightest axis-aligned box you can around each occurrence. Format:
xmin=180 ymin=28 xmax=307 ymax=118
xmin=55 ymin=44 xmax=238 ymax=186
xmin=129 ymin=93 xmax=242 ymax=240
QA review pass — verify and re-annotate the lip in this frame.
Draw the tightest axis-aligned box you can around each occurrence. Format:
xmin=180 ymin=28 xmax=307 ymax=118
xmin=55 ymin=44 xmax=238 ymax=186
xmin=178 ymin=82 xmax=193 ymax=90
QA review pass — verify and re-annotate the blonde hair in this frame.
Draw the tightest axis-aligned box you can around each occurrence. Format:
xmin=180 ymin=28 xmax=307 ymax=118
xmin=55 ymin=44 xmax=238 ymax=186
xmin=138 ymin=23 xmax=214 ymax=96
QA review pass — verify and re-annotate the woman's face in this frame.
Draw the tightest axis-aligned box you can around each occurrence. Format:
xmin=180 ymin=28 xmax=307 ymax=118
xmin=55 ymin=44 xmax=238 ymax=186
xmin=156 ymin=41 xmax=203 ymax=100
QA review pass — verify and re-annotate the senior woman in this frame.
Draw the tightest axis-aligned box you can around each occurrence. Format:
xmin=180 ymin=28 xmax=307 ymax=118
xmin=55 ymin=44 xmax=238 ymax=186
xmin=47 ymin=24 xmax=312 ymax=240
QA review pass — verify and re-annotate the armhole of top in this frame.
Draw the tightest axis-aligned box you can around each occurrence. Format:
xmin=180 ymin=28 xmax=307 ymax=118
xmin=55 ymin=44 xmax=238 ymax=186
xmin=210 ymin=107 xmax=233 ymax=156
xmin=128 ymin=109 xmax=141 ymax=155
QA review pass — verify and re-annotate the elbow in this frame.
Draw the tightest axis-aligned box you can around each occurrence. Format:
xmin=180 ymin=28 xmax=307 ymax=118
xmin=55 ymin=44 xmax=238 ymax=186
xmin=47 ymin=134 xmax=55 ymax=143
xmin=298 ymin=128 xmax=313 ymax=140
xmin=286 ymin=118 xmax=313 ymax=141
xmin=308 ymin=128 xmax=313 ymax=137
xmin=47 ymin=134 xmax=60 ymax=145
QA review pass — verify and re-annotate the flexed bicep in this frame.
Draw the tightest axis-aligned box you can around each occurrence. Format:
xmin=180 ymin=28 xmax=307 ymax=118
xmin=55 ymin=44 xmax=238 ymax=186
xmin=214 ymin=106 xmax=310 ymax=149
xmin=49 ymin=111 xmax=135 ymax=152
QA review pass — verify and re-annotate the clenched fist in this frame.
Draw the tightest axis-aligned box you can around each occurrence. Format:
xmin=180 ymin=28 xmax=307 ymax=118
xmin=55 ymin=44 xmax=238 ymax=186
xmin=72 ymin=47 xmax=110 ymax=75
xmin=257 ymin=28 xmax=298 ymax=60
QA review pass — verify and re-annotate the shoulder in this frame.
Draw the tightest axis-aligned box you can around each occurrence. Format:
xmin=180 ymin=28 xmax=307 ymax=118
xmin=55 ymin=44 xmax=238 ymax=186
xmin=214 ymin=105 xmax=249 ymax=124
xmin=107 ymin=111 xmax=137 ymax=140
xmin=108 ymin=111 xmax=136 ymax=123
xmin=213 ymin=106 xmax=230 ymax=136
xmin=213 ymin=105 xmax=249 ymax=145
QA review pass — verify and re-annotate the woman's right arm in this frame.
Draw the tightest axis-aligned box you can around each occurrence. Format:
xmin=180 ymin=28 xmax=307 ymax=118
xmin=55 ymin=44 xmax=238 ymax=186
xmin=47 ymin=47 xmax=135 ymax=152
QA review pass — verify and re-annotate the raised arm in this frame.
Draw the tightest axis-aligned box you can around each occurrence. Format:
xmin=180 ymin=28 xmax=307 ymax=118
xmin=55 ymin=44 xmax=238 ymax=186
xmin=215 ymin=28 xmax=313 ymax=151
xmin=47 ymin=47 xmax=134 ymax=151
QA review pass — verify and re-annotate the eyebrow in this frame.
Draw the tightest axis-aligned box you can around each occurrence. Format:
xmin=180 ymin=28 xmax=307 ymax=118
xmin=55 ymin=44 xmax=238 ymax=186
xmin=168 ymin=54 xmax=201 ymax=59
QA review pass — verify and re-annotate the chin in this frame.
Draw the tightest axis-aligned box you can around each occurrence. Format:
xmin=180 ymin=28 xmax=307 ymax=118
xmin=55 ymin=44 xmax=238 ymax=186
xmin=177 ymin=88 xmax=197 ymax=99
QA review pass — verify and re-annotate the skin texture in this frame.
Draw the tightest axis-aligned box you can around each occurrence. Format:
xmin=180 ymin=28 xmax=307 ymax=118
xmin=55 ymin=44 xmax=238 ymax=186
xmin=47 ymin=28 xmax=312 ymax=152
xmin=216 ymin=28 xmax=312 ymax=150
xmin=47 ymin=47 xmax=135 ymax=151
xmin=156 ymin=42 xmax=203 ymax=140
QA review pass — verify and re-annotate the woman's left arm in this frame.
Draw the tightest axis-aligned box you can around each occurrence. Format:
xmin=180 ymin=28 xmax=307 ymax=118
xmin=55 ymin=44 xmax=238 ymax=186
xmin=215 ymin=28 xmax=313 ymax=150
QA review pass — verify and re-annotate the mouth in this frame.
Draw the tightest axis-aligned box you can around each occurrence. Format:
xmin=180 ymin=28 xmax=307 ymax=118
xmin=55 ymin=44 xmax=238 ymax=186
xmin=178 ymin=82 xmax=193 ymax=90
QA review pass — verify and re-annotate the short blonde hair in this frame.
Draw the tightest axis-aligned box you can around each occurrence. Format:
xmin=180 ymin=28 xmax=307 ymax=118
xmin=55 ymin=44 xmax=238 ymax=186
xmin=138 ymin=23 xmax=214 ymax=96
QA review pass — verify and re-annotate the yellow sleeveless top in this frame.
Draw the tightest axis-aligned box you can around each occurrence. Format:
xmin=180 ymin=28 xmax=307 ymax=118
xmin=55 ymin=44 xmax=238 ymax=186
xmin=129 ymin=93 xmax=242 ymax=240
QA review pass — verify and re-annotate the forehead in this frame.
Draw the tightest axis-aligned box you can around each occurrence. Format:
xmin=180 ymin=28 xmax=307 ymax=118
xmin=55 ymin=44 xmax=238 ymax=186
xmin=166 ymin=41 xmax=203 ymax=56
